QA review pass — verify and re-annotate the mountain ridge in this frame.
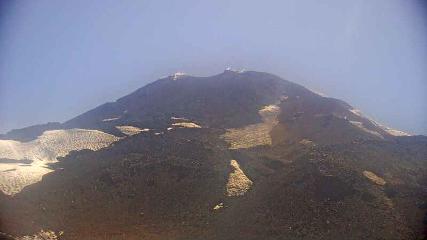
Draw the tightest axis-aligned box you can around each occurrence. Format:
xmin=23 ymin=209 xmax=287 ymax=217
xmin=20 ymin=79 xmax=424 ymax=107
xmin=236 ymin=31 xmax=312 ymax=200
xmin=1 ymin=70 xmax=413 ymax=142
xmin=0 ymin=70 xmax=425 ymax=239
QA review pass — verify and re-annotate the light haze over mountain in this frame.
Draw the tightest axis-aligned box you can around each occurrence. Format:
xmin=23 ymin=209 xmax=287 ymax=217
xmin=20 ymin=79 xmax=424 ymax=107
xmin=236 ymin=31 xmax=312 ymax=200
xmin=1 ymin=70 xmax=426 ymax=239
xmin=0 ymin=0 xmax=426 ymax=135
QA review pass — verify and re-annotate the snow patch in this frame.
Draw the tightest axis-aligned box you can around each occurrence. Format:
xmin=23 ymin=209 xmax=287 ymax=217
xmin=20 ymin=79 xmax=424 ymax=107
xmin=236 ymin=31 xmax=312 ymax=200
xmin=363 ymin=170 xmax=386 ymax=186
xmin=171 ymin=116 xmax=189 ymax=121
xmin=350 ymin=121 xmax=384 ymax=139
xmin=258 ymin=104 xmax=280 ymax=121
xmin=299 ymin=139 xmax=314 ymax=146
xmin=0 ymin=129 xmax=119 ymax=195
xmin=225 ymin=67 xmax=246 ymax=73
xmin=349 ymin=108 xmax=410 ymax=137
xmin=349 ymin=108 xmax=363 ymax=118
xmin=172 ymin=122 xmax=201 ymax=128
xmin=382 ymin=127 xmax=410 ymax=137
xmin=306 ymin=87 xmax=328 ymax=97
xmin=102 ymin=117 xmax=120 ymax=122
xmin=226 ymin=160 xmax=253 ymax=197
xmin=16 ymin=229 xmax=62 ymax=240
xmin=172 ymin=72 xmax=187 ymax=80
xmin=116 ymin=125 xmax=148 ymax=136
xmin=222 ymin=104 xmax=280 ymax=149
xmin=213 ymin=202 xmax=224 ymax=210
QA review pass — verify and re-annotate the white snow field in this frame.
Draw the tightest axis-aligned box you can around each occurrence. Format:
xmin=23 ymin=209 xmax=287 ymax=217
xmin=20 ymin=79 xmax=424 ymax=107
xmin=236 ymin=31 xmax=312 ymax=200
xmin=363 ymin=170 xmax=386 ymax=186
xmin=16 ymin=229 xmax=61 ymax=240
xmin=0 ymin=129 xmax=120 ymax=195
xmin=349 ymin=108 xmax=410 ymax=137
xmin=221 ymin=104 xmax=280 ymax=149
xmin=116 ymin=125 xmax=149 ymax=136
xmin=171 ymin=122 xmax=202 ymax=128
xmin=226 ymin=160 xmax=253 ymax=197
xmin=102 ymin=117 xmax=121 ymax=122
xmin=349 ymin=121 xmax=384 ymax=139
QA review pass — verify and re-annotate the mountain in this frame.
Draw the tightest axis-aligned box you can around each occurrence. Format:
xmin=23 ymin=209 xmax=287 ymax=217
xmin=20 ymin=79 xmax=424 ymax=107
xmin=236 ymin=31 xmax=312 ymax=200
xmin=0 ymin=70 xmax=425 ymax=240
xmin=0 ymin=122 xmax=62 ymax=142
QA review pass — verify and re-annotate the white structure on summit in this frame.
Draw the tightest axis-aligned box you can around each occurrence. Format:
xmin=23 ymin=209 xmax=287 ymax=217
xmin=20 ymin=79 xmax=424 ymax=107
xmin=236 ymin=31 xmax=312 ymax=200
xmin=172 ymin=72 xmax=187 ymax=80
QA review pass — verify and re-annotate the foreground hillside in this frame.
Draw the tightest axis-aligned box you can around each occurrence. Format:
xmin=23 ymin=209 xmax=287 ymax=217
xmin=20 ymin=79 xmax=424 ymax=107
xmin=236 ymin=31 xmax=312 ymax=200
xmin=0 ymin=70 xmax=426 ymax=239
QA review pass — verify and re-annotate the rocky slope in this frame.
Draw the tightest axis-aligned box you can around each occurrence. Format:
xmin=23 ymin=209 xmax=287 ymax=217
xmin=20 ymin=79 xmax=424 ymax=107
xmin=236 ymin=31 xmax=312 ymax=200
xmin=0 ymin=70 xmax=425 ymax=239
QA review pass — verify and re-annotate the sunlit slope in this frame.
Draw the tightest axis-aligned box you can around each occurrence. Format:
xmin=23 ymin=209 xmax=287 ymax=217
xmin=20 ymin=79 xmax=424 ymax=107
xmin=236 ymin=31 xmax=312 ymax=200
xmin=0 ymin=129 xmax=119 ymax=195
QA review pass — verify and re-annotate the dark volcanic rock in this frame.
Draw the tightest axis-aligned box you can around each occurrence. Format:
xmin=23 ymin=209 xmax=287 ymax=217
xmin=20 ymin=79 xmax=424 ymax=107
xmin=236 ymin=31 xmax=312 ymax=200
xmin=1 ymin=71 xmax=426 ymax=239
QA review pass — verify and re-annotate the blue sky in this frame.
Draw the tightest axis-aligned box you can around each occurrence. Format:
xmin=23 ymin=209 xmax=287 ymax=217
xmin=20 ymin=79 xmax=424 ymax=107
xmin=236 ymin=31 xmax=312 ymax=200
xmin=0 ymin=0 xmax=426 ymax=134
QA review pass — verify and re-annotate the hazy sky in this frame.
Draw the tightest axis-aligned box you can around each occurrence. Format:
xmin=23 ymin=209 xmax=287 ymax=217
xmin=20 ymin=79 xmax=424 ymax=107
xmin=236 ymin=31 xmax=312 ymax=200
xmin=0 ymin=0 xmax=426 ymax=135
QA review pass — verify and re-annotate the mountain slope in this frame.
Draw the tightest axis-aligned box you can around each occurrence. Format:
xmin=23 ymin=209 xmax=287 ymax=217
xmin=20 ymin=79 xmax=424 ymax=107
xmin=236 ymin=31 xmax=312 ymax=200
xmin=0 ymin=70 xmax=425 ymax=240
